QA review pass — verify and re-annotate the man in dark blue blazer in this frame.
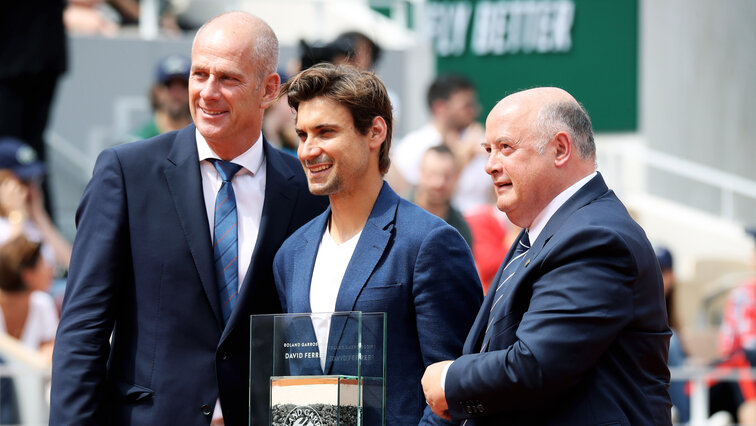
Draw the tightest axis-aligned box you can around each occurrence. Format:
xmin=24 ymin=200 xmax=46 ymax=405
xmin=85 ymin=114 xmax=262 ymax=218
xmin=422 ymin=87 xmax=672 ymax=425
xmin=273 ymin=64 xmax=483 ymax=424
xmin=49 ymin=12 xmax=326 ymax=425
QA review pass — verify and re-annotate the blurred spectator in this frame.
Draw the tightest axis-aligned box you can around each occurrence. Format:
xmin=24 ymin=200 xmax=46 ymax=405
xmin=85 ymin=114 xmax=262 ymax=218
xmin=0 ymin=138 xmax=72 ymax=272
xmin=332 ymin=31 xmax=402 ymax=120
xmin=297 ymin=31 xmax=401 ymax=120
xmin=64 ymin=0 xmax=181 ymax=36
xmin=718 ymin=228 xmax=756 ymax=358
xmin=1 ymin=0 xmax=67 ymax=216
xmin=263 ymin=71 xmax=298 ymax=156
xmin=107 ymin=0 xmax=146 ymax=25
xmin=298 ymin=38 xmax=351 ymax=72
xmin=410 ymin=145 xmax=472 ymax=247
xmin=656 ymin=245 xmax=690 ymax=423
xmin=131 ymin=54 xmax=192 ymax=140
xmin=332 ymin=31 xmax=381 ymax=70
xmin=464 ymin=204 xmax=518 ymax=294
xmin=64 ymin=0 xmax=120 ymax=36
xmin=389 ymin=74 xmax=490 ymax=212
xmin=703 ymin=228 xmax=756 ymax=423
xmin=0 ymin=236 xmax=58 ymax=362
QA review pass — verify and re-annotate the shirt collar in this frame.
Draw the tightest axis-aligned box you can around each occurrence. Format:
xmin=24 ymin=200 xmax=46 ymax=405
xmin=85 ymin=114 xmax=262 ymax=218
xmin=528 ymin=171 xmax=597 ymax=245
xmin=195 ymin=129 xmax=265 ymax=175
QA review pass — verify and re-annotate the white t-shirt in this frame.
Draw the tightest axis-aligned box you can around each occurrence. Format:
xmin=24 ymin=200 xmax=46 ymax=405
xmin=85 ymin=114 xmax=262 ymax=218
xmin=393 ymin=124 xmax=492 ymax=213
xmin=0 ymin=291 xmax=59 ymax=350
xmin=309 ymin=227 xmax=362 ymax=371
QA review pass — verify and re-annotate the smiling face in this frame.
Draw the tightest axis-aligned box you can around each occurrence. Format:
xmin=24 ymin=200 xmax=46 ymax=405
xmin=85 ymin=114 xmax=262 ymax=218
xmin=295 ymin=97 xmax=382 ymax=198
xmin=189 ymin=15 xmax=279 ymax=158
xmin=483 ymin=101 xmax=558 ymax=228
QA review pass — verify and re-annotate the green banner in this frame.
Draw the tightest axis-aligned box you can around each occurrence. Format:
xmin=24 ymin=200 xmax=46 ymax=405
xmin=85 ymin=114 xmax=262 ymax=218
xmin=425 ymin=0 xmax=638 ymax=131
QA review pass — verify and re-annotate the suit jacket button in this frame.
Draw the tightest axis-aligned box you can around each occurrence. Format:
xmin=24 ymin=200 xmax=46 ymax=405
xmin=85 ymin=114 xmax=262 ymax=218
xmin=201 ymin=404 xmax=212 ymax=416
xmin=220 ymin=352 xmax=228 ymax=360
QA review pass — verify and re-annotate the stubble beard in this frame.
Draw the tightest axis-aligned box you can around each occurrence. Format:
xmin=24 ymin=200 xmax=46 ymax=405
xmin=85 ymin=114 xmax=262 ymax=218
xmin=308 ymin=173 xmax=342 ymax=197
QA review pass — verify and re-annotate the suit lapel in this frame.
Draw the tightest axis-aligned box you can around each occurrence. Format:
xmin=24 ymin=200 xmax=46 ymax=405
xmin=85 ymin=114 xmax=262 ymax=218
xmin=164 ymin=125 xmax=223 ymax=327
xmin=285 ymin=213 xmax=329 ymax=374
xmin=464 ymin=229 xmax=527 ymax=354
xmin=488 ymin=175 xmax=608 ymax=329
xmin=292 ymin=211 xmax=330 ymax=313
xmin=485 ymin=231 xmax=532 ymax=334
xmin=533 ymin=173 xmax=609 ymax=252
xmin=324 ymin=183 xmax=396 ymax=373
xmin=465 ymin=174 xmax=609 ymax=353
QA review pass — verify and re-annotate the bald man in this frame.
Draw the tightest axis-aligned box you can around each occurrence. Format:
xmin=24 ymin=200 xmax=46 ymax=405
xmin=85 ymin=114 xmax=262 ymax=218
xmin=422 ymin=88 xmax=672 ymax=425
xmin=50 ymin=12 xmax=327 ymax=425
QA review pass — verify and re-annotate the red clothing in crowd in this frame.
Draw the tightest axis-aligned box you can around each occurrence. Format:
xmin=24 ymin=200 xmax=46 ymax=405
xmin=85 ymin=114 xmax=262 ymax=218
xmin=464 ymin=205 xmax=510 ymax=294
xmin=720 ymin=278 xmax=756 ymax=356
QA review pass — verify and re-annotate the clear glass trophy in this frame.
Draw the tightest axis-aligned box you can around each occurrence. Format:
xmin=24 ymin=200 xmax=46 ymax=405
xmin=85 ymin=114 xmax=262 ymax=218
xmin=250 ymin=312 xmax=386 ymax=425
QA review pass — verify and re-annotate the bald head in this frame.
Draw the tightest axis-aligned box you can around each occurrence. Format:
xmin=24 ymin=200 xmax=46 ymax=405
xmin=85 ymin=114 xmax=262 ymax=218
xmin=193 ymin=11 xmax=279 ymax=81
xmin=498 ymin=87 xmax=577 ymax=112
xmin=493 ymin=87 xmax=595 ymax=161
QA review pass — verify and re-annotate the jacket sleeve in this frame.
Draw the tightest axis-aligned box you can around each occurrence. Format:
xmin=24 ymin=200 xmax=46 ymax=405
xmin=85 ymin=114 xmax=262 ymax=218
xmin=413 ymin=225 xmax=484 ymax=425
xmin=49 ymin=149 xmax=130 ymax=425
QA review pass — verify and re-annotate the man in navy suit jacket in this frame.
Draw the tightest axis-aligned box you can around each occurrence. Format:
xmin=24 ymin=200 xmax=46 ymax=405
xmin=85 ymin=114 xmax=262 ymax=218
xmin=49 ymin=12 xmax=327 ymax=425
xmin=422 ymin=87 xmax=672 ymax=425
xmin=273 ymin=64 xmax=483 ymax=424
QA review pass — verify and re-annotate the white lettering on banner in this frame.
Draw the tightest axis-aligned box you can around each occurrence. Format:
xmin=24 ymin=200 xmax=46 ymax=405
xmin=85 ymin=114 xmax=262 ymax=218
xmin=428 ymin=0 xmax=575 ymax=57
xmin=426 ymin=1 xmax=474 ymax=57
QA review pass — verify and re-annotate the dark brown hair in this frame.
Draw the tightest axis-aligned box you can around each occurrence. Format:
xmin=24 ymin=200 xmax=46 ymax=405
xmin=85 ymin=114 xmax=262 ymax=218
xmin=0 ymin=236 xmax=42 ymax=293
xmin=281 ymin=63 xmax=393 ymax=174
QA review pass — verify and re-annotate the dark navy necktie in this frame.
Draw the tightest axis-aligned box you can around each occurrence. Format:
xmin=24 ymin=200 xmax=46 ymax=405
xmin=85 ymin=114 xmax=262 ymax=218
xmin=481 ymin=230 xmax=530 ymax=352
xmin=211 ymin=159 xmax=243 ymax=326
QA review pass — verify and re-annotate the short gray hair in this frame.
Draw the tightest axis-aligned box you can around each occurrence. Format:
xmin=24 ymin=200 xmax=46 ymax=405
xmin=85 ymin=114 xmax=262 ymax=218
xmin=253 ymin=24 xmax=279 ymax=81
xmin=193 ymin=12 xmax=279 ymax=83
xmin=535 ymin=101 xmax=595 ymax=160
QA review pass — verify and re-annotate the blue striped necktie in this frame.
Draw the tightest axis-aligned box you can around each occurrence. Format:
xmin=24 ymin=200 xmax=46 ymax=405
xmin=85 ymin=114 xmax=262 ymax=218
xmin=211 ymin=159 xmax=243 ymax=326
xmin=481 ymin=230 xmax=530 ymax=351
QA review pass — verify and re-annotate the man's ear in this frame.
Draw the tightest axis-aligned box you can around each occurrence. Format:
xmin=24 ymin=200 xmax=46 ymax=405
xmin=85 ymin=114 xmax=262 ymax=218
xmin=553 ymin=131 xmax=572 ymax=168
xmin=368 ymin=116 xmax=388 ymax=150
xmin=260 ymin=72 xmax=282 ymax=109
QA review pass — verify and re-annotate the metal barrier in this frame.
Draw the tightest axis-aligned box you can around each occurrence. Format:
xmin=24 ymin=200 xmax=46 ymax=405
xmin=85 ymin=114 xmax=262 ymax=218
xmin=598 ymin=137 xmax=756 ymax=224
xmin=670 ymin=365 xmax=756 ymax=425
